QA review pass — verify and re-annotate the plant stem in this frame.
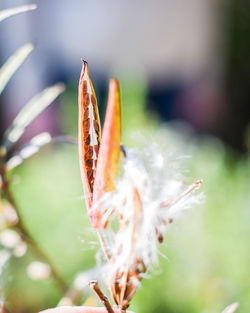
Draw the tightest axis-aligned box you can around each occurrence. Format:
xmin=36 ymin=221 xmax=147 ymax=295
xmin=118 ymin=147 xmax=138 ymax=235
xmin=0 ymin=162 xmax=68 ymax=294
xmin=89 ymin=280 xmax=115 ymax=313
xmin=96 ymin=230 xmax=111 ymax=261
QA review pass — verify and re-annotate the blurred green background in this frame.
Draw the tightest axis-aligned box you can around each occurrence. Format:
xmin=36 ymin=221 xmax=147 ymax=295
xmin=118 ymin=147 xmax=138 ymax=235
xmin=0 ymin=1 xmax=250 ymax=313
xmin=2 ymin=82 xmax=249 ymax=313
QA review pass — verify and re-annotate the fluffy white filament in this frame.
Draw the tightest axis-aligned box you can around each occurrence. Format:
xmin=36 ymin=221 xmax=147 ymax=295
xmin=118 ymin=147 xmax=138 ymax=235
xmin=97 ymin=144 xmax=204 ymax=287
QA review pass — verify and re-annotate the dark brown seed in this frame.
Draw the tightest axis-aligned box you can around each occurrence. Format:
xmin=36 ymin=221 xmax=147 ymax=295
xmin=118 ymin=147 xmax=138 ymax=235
xmin=83 ymin=80 xmax=88 ymax=93
xmin=87 ymin=170 xmax=94 ymax=181
xmin=85 ymin=135 xmax=91 ymax=145
xmin=155 ymin=227 xmax=164 ymax=243
xmin=87 ymin=146 xmax=93 ymax=158
xmin=85 ymin=93 xmax=90 ymax=106
xmin=94 ymin=120 xmax=99 ymax=132
xmin=85 ymin=159 xmax=93 ymax=168
xmin=91 ymin=94 xmax=96 ymax=105
xmin=84 ymin=108 xmax=89 ymax=120
xmin=84 ymin=118 xmax=90 ymax=130
xmin=157 ymin=233 xmax=164 ymax=243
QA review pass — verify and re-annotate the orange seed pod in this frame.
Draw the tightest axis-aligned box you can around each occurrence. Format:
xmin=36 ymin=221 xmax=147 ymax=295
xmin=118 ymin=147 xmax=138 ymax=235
xmin=92 ymin=79 xmax=121 ymax=228
xmin=78 ymin=61 xmax=101 ymax=211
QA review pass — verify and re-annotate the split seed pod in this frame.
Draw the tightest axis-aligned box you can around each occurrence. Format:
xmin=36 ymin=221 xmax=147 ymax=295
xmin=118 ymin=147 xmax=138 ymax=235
xmin=78 ymin=61 xmax=101 ymax=211
xmin=110 ymin=186 xmax=146 ymax=310
xmin=92 ymin=79 xmax=121 ymax=228
xmin=78 ymin=62 xmax=121 ymax=229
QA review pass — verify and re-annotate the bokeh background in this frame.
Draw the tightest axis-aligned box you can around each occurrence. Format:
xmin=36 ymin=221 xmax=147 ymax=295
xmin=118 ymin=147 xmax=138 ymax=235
xmin=0 ymin=0 xmax=249 ymax=313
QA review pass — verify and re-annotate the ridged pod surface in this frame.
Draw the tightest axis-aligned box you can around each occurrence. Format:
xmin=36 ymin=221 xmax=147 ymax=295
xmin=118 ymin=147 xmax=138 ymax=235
xmin=92 ymin=79 xmax=121 ymax=228
xmin=78 ymin=61 xmax=101 ymax=211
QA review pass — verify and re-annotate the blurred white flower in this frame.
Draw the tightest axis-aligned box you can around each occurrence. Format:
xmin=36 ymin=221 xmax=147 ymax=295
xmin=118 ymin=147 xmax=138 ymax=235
xmin=27 ymin=261 xmax=51 ymax=280
xmin=0 ymin=229 xmax=21 ymax=248
xmin=0 ymin=200 xmax=18 ymax=228
xmin=13 ymin=241 xmax=27 ymax=257
xmin=0 ymin=229 xmax=27 ymax=258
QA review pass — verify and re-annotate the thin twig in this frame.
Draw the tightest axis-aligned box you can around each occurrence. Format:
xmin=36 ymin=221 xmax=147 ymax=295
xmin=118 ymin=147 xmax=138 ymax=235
xmin=159 ymin=179 xmax=202 ymax=208
xmin=0 ymin=162 xmax=68 ymax=293
xmin=96 ymin=230 xmax=111 ymax=261
xmin=89 ymin=280 xmax=115 ymax=313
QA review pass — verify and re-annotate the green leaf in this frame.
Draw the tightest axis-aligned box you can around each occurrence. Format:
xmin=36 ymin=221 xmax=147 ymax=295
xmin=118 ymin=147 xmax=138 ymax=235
xmin=222 ymin=303 xmax=239 ymax=313
xmin=0 ymin=5 xmax=37 ymax=22
xmin=3 ymin=83 xmax=65 ymax=150
xmin=6 ymin=132 xmax=52 ymax=170
xmin=6 ymin=134 xmax=76 ymax=170
xmin=0 ymin=43 xmax=34 ymax=95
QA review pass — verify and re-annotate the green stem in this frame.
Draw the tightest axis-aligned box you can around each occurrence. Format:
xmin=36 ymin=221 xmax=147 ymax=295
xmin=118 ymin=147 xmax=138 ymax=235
xmin=0 ymin=161 xmax=68 ymax=294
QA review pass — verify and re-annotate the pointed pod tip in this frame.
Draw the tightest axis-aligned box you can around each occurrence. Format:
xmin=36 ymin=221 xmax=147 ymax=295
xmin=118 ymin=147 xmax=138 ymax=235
xmin=109 ymin=78 xmax=119 ymax=90
xmin=108 ymin=79 xmax=120 ymax=107
xmin=80 ymin=58 xmax=88 ymax=66
xmin=110 ymin=77 xmax=119 ymax=83
xmin=79 ymin=60 xmax=89 ymax=80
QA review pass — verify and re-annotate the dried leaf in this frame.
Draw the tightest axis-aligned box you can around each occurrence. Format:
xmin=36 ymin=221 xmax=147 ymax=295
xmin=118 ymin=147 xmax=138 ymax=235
xmin=0 ymin=4 xmax=37 ymax=22
xmin=3 ymin=83 xmax=65 ymax=150
xmin=78 ymin=61 xmax=101 ymax=212
xmin=0 ymin=43 xmax=34 ymax=95
xmin=92 ymin=79 xmax=121 ymax=228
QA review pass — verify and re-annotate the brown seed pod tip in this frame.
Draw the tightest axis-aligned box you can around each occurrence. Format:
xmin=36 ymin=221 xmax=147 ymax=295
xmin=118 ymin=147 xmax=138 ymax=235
xmin=80 ymin=58 xmax=88 ymax=65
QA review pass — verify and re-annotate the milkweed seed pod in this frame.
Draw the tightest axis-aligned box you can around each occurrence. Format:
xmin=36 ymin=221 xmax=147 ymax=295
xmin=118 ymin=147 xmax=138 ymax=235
xmin=92 ymin=79 xmax=121 ymax=228
xmin=109 ymin=186 xmax=146 ymax=311
xmin=78 ymin=61 xmax=101 ymax=212
xmin=78 ymin=62 xmax=121 ymax=228
xmin=78 ymin=62 xmax=203 ymax=312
